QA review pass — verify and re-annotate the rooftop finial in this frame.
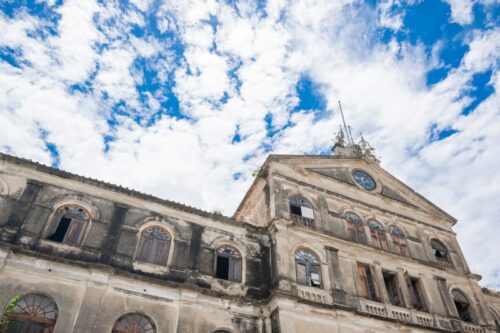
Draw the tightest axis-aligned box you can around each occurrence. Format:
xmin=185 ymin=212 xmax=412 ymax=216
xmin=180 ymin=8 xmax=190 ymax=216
xmin=332 ymin=102 xmax=379 ymax=163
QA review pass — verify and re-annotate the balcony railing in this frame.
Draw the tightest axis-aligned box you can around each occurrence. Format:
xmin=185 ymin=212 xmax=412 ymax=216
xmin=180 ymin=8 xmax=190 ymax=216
xmin=435 ymin=256 xmax=454 ymax=269
xmin=291 ymin=214 xmax=316 ymax=230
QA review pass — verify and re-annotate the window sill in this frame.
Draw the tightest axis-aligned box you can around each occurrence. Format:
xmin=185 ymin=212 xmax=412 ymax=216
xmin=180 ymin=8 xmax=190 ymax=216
xmin=38 ymin=239 xmax=82 ymax=252
xmin=132 ymin=260 xmax=169 ymax=275
xmin=210 ymin=277 xmax=246 ymax=296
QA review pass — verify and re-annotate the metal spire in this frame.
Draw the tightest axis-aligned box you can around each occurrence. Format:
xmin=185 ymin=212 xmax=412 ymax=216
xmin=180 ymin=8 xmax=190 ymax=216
xmin=338 ymin=101 xmax=353 ymax=145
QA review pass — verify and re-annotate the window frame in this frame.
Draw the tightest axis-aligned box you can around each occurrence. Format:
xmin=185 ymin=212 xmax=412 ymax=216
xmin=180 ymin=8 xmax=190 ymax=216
xmin=135 ymin=226 xmax=172 ymax=266
xmin=294 ymin=249 xmax=322 ymax=288
xmin=3 ymin=293 xmax=58 ymax=333
xmin=368 ymin=219 xmax=388 ymax=250
xmin=112 ymin=312 xmax=156 ymax=333
xmin=44 ymin=205 xmax=91 ymax=246
xmin=357 ymin=262 xmax=379 ymax=301
xmin=451 ymin=289 xmax=475 ymax=323
xmin=345 ymin=212 xmax=366 ymax=244
xmin=389 ymin=225 xmax=409 ymax=257
xmin=214 ymin=245 xmax=243 ymax=283
xmin=405 ymin=274 xmax=428 ymax=312
xmin=289 ymin=196 xmax=315 ymax=229
xmin=431 ymin=239 xmax=454 ymax=268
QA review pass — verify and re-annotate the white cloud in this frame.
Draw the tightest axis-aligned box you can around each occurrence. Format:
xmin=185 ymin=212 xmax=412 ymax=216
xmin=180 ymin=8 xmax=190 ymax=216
xmin=0 ymin=0 xmax=499 ymax=288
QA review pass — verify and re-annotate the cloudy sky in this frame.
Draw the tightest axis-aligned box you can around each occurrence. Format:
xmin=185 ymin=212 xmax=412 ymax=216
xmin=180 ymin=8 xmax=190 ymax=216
xmin=0 ymin=0 xmax=499 ymax=287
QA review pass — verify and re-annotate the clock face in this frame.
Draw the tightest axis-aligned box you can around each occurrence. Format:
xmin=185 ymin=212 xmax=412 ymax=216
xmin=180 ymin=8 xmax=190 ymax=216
xmin=352 ymin=170 xmax=376 ymax=191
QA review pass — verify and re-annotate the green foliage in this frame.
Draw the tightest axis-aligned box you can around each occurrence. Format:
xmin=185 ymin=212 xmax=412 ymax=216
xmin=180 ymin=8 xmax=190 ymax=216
xmin=0 ymin=295 xmax=20 ymax=328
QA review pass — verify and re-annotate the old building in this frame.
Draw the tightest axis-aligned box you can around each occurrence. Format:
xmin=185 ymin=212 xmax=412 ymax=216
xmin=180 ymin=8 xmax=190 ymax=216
xmin=0 ymin=134 xmax=499 ymax=333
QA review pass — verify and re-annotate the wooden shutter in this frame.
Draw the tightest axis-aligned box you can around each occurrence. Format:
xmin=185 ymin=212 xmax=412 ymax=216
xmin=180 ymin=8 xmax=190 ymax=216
xmin=230 ymin=257 xmax=242 ymax=282
xmin=357 ymin=263 xmax=369 ymax=298
xmin=405 ymin=273 xmax=418 ymax=308
xmin=357 ymin=224 xmax=366 ymax=243
xmin=379 ymin=231 xmax=388 ymax=250
xmin=366 ymin=266 xmax=378 ymax=300
xmin=371 ymin=229 xmax=380 ymax=248
xmin=296 ymin=262 xmax=307 ymax=285
xmin=64 ymin=219 xmax=85 ymax=245
xmin=137 ymin=237 xmax=154 ymax=262
xmin=152 ymin=239 xmax=169 ymax=265
xmin=348 ymin=226 xmax=356 ymax=241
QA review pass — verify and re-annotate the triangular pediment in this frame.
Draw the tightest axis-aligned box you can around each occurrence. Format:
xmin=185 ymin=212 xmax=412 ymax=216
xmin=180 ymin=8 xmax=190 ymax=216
xmin=268 ymin=155 xmax=456 ymax=223
xmin=308 ymin=167 xmax=411 ymax=205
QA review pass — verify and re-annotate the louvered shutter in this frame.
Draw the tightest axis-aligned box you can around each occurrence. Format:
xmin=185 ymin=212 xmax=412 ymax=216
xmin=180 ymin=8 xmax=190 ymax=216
xmin=357 ymin=263 xmax=369 ymax=298
xmin=153 ymin=239 xmax=168 ymax=265
xmin=231 ymin=257 xmax=242 ymax=282
xmin=137 ymin=237 xmax=154 ymax=262
xmin=296 ymin=262 xmax=307 ymax=285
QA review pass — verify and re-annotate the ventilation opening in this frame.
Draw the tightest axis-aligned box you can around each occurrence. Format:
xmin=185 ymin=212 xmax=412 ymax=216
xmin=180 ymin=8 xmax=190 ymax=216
xmin=216 ymin=256 xmax=229 ymax=280
xmin=46 ymin=217 xmax=71 ymax=242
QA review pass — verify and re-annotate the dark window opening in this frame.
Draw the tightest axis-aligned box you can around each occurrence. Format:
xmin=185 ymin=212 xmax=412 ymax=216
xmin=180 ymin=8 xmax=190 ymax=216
xmin=383 ymin=271 xmax=403 ymax=307
xmin=357 ymin=263 xmax=378 ymax=301
xmin=452 ymin=290 xmax=474 ymax=323
xmin=215 ymin=247 xmax=242 ymax=282
xmin=290 ymin=205 xmax=302 ymax=216
xmin=216 ymin=256 xmax=229 ymax=280
xmin=406 ymin=275 xmax=427 ymax=312
xmin=46 ymin=217 xmax=71 ymax=242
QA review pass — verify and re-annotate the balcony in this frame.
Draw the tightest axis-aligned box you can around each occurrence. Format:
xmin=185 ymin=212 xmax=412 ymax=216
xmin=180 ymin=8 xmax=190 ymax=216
xmin=296 ymin=285 xmax=331 ymax=304
xmin=435 ymin=256 xmax=454 ymax=269
xmin=291 ymin=214 xmax=316 ymax=230
xmin=358 ymin=298 xmax=453 ymax=330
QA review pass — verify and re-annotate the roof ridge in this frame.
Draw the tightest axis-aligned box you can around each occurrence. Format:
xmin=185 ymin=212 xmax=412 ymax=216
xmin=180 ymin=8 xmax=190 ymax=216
xmin=0 ymin=152 xmax=240 ymax=224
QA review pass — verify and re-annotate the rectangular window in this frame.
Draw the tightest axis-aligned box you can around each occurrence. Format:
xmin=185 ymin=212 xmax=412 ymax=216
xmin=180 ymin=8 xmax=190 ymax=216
xmin=406 ymin=274 xmax=427 ymax=312
xmin=383 ymin=271 xmax=403 ymax=307
xmin=357 ymin=263 xmax=378 ymax=301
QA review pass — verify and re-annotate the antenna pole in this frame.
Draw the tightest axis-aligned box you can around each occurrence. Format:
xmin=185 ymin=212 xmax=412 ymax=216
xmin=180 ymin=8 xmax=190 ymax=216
xmin=338 ymin=101 xmax=352 ymax=145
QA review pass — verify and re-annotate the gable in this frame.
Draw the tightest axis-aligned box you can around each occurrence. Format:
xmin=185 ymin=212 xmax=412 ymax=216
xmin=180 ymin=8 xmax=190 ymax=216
xmin=308 ymin=167 xmax=411 ymax=205
xmin=269 ymin=155 xmax=456 ymax=223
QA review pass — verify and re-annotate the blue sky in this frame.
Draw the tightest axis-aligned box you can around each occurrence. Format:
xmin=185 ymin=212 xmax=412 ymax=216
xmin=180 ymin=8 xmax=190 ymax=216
xmin=0 ymin=0 xmax=499 ymax=288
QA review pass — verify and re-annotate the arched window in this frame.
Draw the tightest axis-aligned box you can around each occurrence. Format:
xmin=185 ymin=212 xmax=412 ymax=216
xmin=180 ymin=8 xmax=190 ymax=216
xmin=215 ymin=246 xmax=242 ymax=282
xmin=389 ymin=225 xmax=408 ymax=256
xmin=136 ymin=227 xmax=171 ymax=266
xmin=368 ymin=219 xmax=388 ymax=250
xmin=345 ymin=212 xmax=366 ymax=244
xmin=295 ymin=249 xmax=321 ymax=288
xmin=289 ymin=196 xmax=315 ymax=229
xmin=431 ymin=239 xmax=453 ymax=268
xmin=452 ymin=289 xmax=474 ymax=323
xmin=45 ymin=205 xmax=90 ymax=245
xmin=3 ymin=293 xmax=58 ymax=333
xmin=112 ymin=313 xmax=156 ymax=333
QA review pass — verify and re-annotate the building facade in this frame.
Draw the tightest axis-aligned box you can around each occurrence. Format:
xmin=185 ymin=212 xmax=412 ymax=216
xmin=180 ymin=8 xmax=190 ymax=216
xmin=0 ymin=138 xmax=499 ymax=333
